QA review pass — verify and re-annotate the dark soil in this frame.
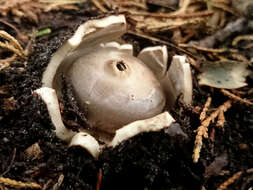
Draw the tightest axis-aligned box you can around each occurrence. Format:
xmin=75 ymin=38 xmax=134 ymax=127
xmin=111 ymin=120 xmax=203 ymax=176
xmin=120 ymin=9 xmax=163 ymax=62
xmin=0 ymin=2 xmax=253 ymax=190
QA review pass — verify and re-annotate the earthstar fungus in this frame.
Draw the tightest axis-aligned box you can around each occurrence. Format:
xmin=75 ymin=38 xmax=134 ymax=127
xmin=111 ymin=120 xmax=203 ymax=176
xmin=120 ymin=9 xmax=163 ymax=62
xmin=35 ymin=15 xmax=193 ymax=158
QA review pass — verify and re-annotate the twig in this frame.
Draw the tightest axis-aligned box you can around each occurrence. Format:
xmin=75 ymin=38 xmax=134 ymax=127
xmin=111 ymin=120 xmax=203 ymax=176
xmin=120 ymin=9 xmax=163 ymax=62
xmin=91 ymin=0 xmax=108 ymax=13
xmin=211 ymin=3 xmax=237 ymax=15
xmin=211 ymin=0 xmax=230 ymax=5
xmin=217 ymin=168 xmax=253 ymax=190
xmin=179 ymin=43 xmax=237 ymax=53
xmin=130 ymin=10 xmax=214 ymax=18
xmin=0 ymin=176 xmax=40 ymax=189
xmin=193 ymin=100 xmax=232 ymax=163
xmin=52 ymin=174 xmax=64 ymax=190
xmin=247 ymin=168 xmax=253 ymax=173
xmin=127 ymin=30 xmax=198 ymax=59
xmin=200 ymin=97 xmax=212 ymax=121
xmin=0 ymin=30 xmax=26 ymax=59
xmin=217 ymin=171 xmax=242 ymax=190
xmin=116 ymin=1 xmax=147 ymax=9
xmin=186 ymin=56 xmax=202 ymax=72
xmin=176 ymin=0 xmax=191 ymax=14
xmin=38 ymin=0 xmax=85 ymax=11
xmin=0 ymin=19 xmax=28 ymax=41
xmin=2 ymin=148 xmax=16 ymax=176
xmin=232 ymin=34 xmax=253 ymax=46
xmin=221 ymin=89 xmax=253 ymax=106
xmin=42 ymin=179 xmax=52 ymax=190
xmin=96 ymin=169 xmax=102 ymax=190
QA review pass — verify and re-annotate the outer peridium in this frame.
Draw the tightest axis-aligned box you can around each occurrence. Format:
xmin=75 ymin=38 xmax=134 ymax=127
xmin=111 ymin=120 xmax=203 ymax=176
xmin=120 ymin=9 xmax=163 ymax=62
xmin=34 ymin=15 xmax=192 ymax=158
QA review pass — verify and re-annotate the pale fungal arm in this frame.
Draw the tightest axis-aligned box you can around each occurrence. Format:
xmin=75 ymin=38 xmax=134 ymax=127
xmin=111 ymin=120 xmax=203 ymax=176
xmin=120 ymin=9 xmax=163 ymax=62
xmin=137 ymin=46 xmax=192 ymax=106
xmin=69 ymin=111 xmax=174 ymax=158
xmin=109 ymin=112 xmax=175 ymax=147
xmin=34 ymin=87 xmax=76 ymax=141
xmin=137 ymin=45 xmax=168 ymax=79
xmin=35 ymin=87 xmax=100 ymax=159
xmin=69 ymin=132 xmax=100 ymax=159
xmin=165 ymin=55 xmax=192 ymax=106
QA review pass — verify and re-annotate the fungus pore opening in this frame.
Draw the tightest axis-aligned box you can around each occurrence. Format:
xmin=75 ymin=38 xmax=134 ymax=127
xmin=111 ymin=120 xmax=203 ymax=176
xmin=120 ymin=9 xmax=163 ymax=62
xmin=116 ymin=61 xmax=127 ymax=71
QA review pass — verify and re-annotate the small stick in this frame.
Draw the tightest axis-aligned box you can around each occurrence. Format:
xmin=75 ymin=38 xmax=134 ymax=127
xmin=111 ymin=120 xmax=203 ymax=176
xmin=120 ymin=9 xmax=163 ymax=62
xmin=186 ymin=56 xmax=202 ymax=72
xmin=1 ymin=148 xmax=16 ymax=176
xmin=217 ymin=168 xmax=253 ymax=190
xmin=232 ymin=34 xmax=253 ymax=46
xmin=217 ymin=171 xmax=243 ymax=190
xmin=179 ymin=43 xmax=237 ymax=53
xmin=0 ymin=176 xmax=41 ymax=189
xmin=127 ymin=30 xmax=198 ymax=59
xmin=211 ymin=3 xmax=236 ymax=15
xmin=96 ymin=169 xmax=102 ymax=190
xmin=0 ymin=19 xmax=28 ymax=41
xmin=221 ymin=89 xmax=253 ymax=106
xmin=91 ymin=0 xmax=108 ymax=13
xmin=52 ymin=174 xmax=64 ymax=190
xmin=130 ymin=10 xmax=214 ymax=18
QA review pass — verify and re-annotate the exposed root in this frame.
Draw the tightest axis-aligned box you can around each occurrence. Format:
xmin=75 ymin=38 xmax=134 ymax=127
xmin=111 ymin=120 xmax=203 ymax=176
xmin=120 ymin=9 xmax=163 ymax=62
xmin=0 ymin=176 xmax=41 ymax=189
xmin=221 ymin=89 xmax=253 ymax=106
xmin=193 ymin=100 xmax=232 ymax=163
